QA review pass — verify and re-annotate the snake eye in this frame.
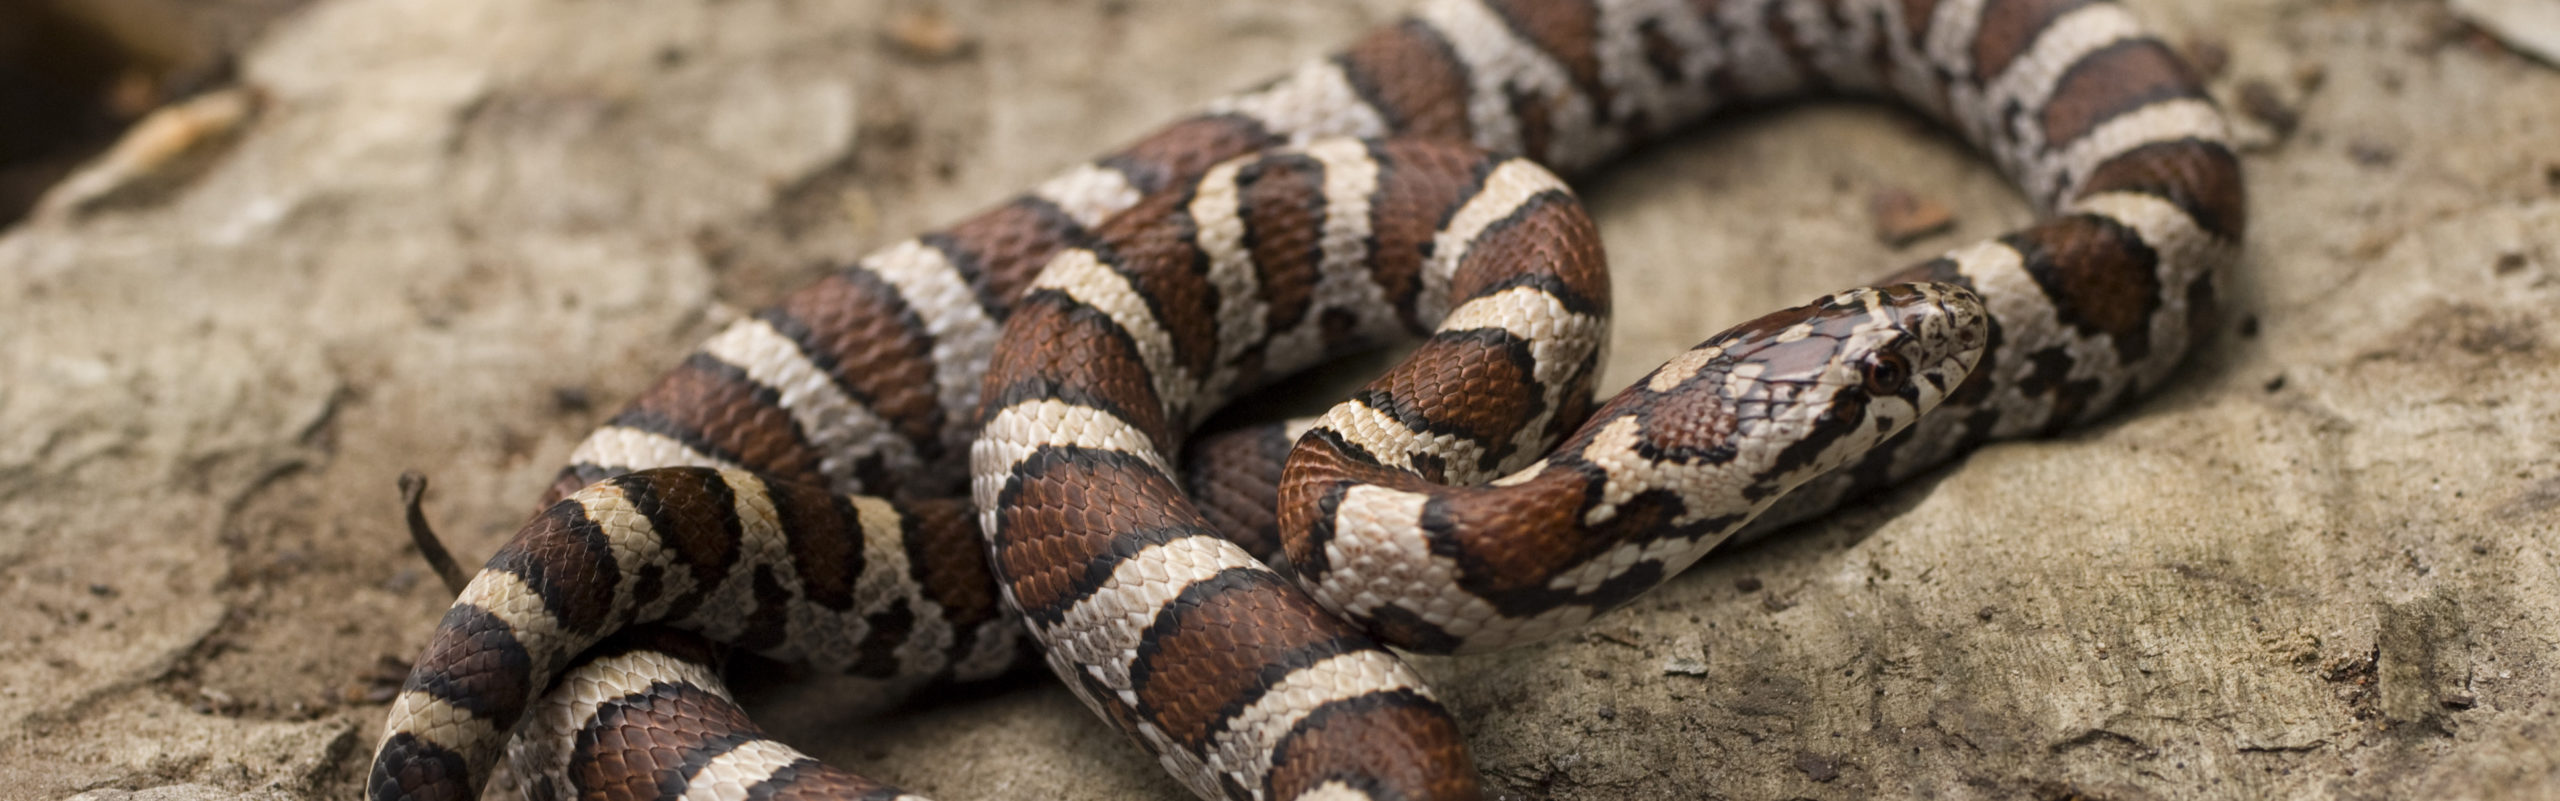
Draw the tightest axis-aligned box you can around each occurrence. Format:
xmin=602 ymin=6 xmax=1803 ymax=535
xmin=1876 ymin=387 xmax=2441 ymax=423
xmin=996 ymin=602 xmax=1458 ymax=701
xmin=1862 ymin=352 xmax=1910 ymax=395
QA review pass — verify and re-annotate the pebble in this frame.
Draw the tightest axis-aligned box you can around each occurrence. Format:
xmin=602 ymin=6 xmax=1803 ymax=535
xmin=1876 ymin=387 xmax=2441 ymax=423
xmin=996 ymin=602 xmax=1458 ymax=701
xmin=1868 ymin=187 xmax=1955 ymax=247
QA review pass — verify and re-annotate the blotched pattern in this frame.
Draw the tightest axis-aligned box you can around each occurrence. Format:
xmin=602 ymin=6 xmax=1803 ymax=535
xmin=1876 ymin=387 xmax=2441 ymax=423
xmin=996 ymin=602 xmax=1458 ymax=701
xmin=373 ymin=1 xmax=2242 ymax=799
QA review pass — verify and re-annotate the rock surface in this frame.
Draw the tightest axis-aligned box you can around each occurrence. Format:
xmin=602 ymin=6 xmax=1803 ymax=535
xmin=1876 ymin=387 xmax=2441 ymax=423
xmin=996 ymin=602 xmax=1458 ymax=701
xmin=3 ymin=0 xmax=2555 ymax=798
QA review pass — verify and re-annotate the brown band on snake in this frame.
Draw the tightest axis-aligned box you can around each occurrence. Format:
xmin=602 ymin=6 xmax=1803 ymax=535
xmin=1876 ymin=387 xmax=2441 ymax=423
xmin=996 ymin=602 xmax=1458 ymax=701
xmin=928 ymin=198 xmax=1092 ymax=318
xmin=759 ymin=270 xmax=958 ymax=478
xmin=2040 ymin=40 xmax=2202 ymax=148
xmin=1099 ymin=114 xmax=1287 ymax=198
xmin=1259 ymin=689 xmax=1476 ymax=801
xmin=973 ymin=140 xmax=1536 ymax=801
xmin=2084 ymin=140 xmax=2245 ymax=241
xmin=509 ymin=628 xmax=926 ymax=801
xmin=1335 ymin=21 xmax=1476 ymax=143
xmin=1229 ymin=154 xmax=1330 ymax=347
xmin=377 ymin=1 xmax=2240 ymax=798
xmin=1972 ymin=0 xmax=2087 ymax=80
xmin=1181 ymin=422 xmax=1297 ymax=566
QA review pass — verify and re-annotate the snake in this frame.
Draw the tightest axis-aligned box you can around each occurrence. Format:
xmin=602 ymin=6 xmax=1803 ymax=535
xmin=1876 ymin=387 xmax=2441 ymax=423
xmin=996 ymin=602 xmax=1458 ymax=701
xmin=367 ymin=0 xmax=2243 ymax=799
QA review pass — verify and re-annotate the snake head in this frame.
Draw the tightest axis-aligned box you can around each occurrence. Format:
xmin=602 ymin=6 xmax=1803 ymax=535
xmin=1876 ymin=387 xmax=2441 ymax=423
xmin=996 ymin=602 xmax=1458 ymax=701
xmin=1602 ymin=279 xmax=1988 ymax=517
xmin=1711 ymin=281 xmax=1988 ymax=494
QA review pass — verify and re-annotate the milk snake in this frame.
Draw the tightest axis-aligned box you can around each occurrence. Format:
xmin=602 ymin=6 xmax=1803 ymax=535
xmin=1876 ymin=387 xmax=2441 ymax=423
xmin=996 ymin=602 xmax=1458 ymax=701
xmin=368 ymin=0 xmax=2244 ymax=799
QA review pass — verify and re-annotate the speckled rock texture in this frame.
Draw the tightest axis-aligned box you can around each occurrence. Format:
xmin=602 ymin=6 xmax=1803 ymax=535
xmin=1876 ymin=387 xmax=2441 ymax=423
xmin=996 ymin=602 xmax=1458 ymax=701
xmin=3 ymin=0 xmax=2554 ymax=798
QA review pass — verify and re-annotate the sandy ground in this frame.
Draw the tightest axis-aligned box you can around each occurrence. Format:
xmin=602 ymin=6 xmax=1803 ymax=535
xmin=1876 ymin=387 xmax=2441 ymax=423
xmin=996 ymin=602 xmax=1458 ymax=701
xmin=4 ymin=0 xmax=2557 ymax=798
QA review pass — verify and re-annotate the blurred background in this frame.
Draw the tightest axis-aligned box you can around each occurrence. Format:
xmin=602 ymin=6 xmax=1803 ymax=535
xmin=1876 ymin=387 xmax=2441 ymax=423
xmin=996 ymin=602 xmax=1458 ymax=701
xmin=0 ymin=1 xmax=309 ymax=223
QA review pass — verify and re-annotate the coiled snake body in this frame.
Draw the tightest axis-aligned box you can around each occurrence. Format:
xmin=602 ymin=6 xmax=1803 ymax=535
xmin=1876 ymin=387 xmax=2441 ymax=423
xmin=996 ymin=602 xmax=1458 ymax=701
xmin=370 ymin=0 xmax=2243 ymax=799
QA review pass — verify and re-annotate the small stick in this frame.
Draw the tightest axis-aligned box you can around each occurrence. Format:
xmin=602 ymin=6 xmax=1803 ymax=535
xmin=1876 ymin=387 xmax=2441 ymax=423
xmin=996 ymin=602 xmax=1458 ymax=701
xmin=399 ymin=471 xmax=473 ymax=594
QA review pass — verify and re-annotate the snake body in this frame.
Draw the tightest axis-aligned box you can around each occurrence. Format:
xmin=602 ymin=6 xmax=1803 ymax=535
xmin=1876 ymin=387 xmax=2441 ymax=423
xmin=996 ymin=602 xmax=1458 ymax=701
xmin=369 ymin=0 xmax=2243 ymax=798
xmin=968 ymin=136 xmax=1987 ymax=800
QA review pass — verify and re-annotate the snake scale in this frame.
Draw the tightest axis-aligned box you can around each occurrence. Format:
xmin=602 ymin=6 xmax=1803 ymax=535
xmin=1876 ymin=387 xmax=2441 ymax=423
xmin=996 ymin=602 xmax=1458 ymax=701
xmin=369 ymin=0 xmax=2244 ymax=799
